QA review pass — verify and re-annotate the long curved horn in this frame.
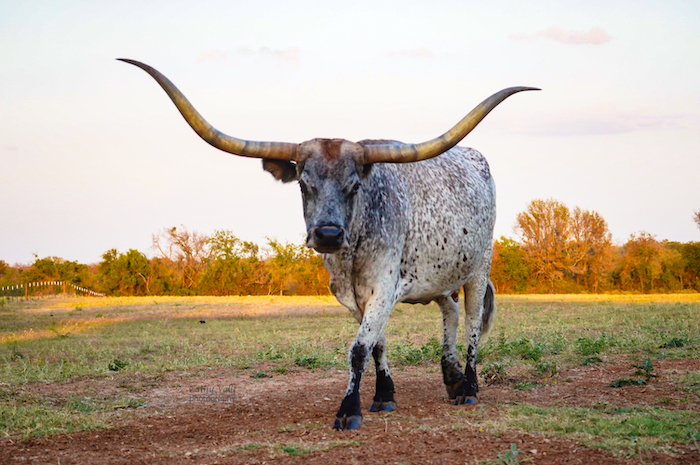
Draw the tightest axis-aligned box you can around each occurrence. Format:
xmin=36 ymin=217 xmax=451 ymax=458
xmin=118 ymin=59 xmax=298 ymax=161
xmin=362 ymin=86 xmax=540 ymax=164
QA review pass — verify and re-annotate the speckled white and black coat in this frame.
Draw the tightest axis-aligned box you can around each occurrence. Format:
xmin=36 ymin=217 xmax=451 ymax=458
xmin=264 ymin=138 xmax=497 ymax=431
xmin=119 ymin=59 xmax=530 ymax=433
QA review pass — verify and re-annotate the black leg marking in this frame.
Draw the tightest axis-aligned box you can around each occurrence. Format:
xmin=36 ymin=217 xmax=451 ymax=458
xmin=370 ymin=368 xmax=396 ymax=412
xmin=334 ymin=343 xmax=367 ymax=430
xmin=452 ymin=344 xmax=479 ymax=405
xmin=441 ymin=354 xmax=464 ymax=400
xmin=369 ymin=343 xmax=396 ymax=412
xmin=333 ymin=384 xmax=362 ymax=430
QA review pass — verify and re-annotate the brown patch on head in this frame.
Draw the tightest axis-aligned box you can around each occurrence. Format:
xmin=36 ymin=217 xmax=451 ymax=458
xmin=295 ymin=138 xmax=365 ymax=171
xmin=320 ymin=138 xmax=344 ymax=160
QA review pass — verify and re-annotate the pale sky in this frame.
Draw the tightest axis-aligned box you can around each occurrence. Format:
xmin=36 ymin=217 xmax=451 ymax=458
xmin=1 ymin=1 xmax=699 ymax=265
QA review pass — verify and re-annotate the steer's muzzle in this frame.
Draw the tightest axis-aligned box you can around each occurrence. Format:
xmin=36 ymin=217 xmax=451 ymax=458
xmin=308 ymin=225 xmax=347 ymax=253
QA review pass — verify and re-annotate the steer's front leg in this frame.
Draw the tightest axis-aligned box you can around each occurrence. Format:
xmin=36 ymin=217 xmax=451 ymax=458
xmin=333 ymin=340 xmax=368 ymax=430
xmin=334 ymin=300 xmax=393 ymax=430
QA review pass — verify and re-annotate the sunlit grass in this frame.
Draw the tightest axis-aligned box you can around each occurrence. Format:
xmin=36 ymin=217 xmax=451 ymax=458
xmin=2 ymin=296 xmax=699 ymax=385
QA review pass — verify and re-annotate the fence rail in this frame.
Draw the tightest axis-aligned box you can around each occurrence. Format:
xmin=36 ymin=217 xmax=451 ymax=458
xmin=0 ymin=281 xmax=105 ymax=298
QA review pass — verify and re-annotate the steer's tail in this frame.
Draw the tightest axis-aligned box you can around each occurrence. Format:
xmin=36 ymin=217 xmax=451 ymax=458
xmin=482 ymin=280 xmax=497 ymax=336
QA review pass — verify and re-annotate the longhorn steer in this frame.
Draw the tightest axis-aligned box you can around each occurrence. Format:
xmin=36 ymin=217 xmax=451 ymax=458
xmin=119 ymin=59 xmax=538 ymax=430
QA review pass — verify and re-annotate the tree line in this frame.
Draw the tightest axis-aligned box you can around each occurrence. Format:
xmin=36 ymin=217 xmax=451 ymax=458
xmin=491 ymin=199 xmax=700 ymax=294
xmin=1 ymin=201 xmax=699 ymax=297
xmin=0 ymin=227 xmax=329 ymax=297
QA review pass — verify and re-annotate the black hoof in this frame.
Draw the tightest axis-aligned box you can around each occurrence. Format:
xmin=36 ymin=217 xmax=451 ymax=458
xmin=454 ymin=395 xmax=478 ymax=405
xmin=369 ymin=400 xmax=397 ymax=412
xmin=333 ymin=415 xmax=362 ymax=430
xmin=445 ymin=381 xmax=462 ymax=400
xmin=447 ymin=376 xmax=478 ymax=402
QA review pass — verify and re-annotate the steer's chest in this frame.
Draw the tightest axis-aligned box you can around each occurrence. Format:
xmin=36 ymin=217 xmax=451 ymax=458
xmin=324 ymin=238 xmax=402 ymax=320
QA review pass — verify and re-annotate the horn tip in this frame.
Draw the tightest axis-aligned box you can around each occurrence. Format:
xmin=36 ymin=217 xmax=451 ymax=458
xmin=116 ymin=58 xmax=145 ymax=68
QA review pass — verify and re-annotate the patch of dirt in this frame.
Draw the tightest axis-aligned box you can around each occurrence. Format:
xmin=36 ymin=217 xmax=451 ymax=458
xmin=2 ymin=359 xmax=699 ymax=464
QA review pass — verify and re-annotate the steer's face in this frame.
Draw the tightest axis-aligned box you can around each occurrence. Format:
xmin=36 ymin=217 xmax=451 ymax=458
xmin=262 ymin=138 xmax=367 ymax=254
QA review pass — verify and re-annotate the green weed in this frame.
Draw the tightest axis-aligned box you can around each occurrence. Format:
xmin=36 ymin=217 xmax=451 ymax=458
xmin=389 ymin=337 xmax=442 ymax=366
xmin=609 ymin=378 xmax=647 ymax=388
xmin=534 ymin=360 xmax=558 ymax=378
xmin=574 ymin=335 xmax=608 ymax=356
xmin=281 ymin=445 xmax=311 ymax=456
xmin=489 ymin=444 xmax=522 ymax=465
xmin=659 ymin=337 xmax=688 ymax=349
xmin=610 ymin=360 xmax=658 ymax=387
xmin=582 ymin=356 xmax=603 ymax=366
xmin=513 ymin=380 xmax=540 ymax=391
xmin=236 ymin=443 xmax=262 ymax=450
xmin=294 ymin=356 xmax=321 ymax=369
xmin=108 ymin=359 xmax=128 ymax=371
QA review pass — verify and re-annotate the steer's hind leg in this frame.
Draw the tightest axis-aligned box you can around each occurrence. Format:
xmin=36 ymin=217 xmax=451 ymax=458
xmin=451 ymin=277 xmax=490 ymax=405
xmin=438 ymin=293 xmax=465 ymax=400
xmin=369 ymin=334 xmax=396 ymax=412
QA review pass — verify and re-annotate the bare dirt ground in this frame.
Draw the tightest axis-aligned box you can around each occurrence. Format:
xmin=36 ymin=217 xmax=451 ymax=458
xmin=2 ymin=357 xmax=699 ymax=464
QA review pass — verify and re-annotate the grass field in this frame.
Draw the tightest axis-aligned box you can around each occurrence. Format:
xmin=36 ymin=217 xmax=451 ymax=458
xmin=1 ymin=294 xmax=699 ymax=461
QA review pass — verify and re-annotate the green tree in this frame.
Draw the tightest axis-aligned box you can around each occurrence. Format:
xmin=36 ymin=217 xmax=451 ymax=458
xmin=491 ymin=237 xmax=530 ymax=293
xmin=266 ymin=238 xmax=329 ymax=295
xmin=98 ymin=249 xmax=152 ymax=296
xmin=616 ymin=232 xmax=664 ymax=293
xmin=658 ymin=242 xmax=686 ymax=291
xmin=672 ymin=241 xmax=700 ymax=291
xmin=26 ymin=256 xmax=89 ymax=285
xmin=0 ymin=260 xmax=20 ymax=293
xmin=198 ymin=230 xmax=265 ymax=295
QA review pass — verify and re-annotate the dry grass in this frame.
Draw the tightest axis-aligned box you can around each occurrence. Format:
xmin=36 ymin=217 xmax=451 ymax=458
xmin=499 ymin=293 xmax=700 ymax=303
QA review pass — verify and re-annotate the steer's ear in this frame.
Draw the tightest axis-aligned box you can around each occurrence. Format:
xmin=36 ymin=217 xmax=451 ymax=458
xmin=262 ymin=159 xmax=298 ymax=183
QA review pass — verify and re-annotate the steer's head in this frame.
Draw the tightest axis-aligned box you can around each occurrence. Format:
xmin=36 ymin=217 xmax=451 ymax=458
xmin=263 ymin=138 xmax=366 ymax=253
xmin=119 ymin=59 xmax=538 ymax=254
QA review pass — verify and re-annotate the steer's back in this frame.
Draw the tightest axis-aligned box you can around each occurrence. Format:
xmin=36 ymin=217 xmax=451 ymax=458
xmin=385 ymin=146 xmax=496 ymax=303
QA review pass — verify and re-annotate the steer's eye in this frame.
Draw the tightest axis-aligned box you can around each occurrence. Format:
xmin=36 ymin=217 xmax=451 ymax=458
xmin=346 ymin=182 xmax=360 ymax=198
xmin=299 ymin=179 xmax=316 ymax=198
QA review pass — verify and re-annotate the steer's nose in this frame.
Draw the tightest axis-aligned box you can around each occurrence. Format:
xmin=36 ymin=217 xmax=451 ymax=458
xmin=313 ymin=226 xmax=345 ymax=252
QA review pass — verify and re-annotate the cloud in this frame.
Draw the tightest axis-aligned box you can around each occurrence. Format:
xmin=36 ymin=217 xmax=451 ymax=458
xmin=237 ymin=47 xmax=301 ymax=67
xmin=511 ymin=27 xmax=611 ymax=45
xmin=386 ymin=48 xmax=435 ymax=59
xmin=196 ymin=49 xmax=228 ymax=63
